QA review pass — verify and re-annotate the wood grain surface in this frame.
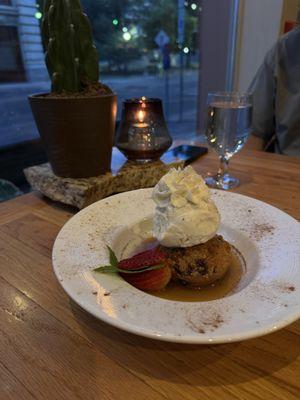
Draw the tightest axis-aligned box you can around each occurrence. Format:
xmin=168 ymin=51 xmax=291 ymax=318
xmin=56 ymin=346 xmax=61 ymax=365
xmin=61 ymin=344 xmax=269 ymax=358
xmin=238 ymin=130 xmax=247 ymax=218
xmin=0 ymin=149 xmax=300 ymax=400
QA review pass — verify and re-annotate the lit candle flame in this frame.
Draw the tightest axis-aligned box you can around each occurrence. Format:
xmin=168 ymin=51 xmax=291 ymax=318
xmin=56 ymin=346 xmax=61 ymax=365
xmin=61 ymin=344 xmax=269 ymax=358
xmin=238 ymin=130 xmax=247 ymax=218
xmin=137 ymin=109 xmax=145 ymax=123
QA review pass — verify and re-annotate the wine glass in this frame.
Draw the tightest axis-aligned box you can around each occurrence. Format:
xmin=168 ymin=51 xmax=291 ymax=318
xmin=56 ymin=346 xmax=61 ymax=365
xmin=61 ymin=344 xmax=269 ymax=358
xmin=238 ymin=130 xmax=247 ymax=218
xmin=205 ymin=92 xmax=253 ymax=190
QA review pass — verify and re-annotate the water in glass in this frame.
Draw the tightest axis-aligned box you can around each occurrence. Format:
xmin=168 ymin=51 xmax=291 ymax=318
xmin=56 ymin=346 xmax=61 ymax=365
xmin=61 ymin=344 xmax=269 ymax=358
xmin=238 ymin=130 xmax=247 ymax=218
xmin=206 ymin=101 xmax=252 ymax=159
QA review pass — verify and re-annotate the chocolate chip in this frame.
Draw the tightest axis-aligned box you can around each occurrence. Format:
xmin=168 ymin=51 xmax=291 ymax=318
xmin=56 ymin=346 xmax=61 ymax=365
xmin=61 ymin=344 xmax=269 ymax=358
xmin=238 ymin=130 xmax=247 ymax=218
xmin=180 ymin=280 xmax=188 ymax=286
xmin=196 ymin=259 xmax=208 ymax=275
xmin=173 ymin=264 xmax=181 ymax=273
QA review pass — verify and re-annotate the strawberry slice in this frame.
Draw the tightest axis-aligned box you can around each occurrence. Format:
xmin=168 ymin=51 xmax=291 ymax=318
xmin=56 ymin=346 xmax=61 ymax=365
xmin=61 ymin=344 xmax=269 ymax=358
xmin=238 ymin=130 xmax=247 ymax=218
xmin=93 ymin=246 xmax=171 ymax=291
xmin=120 ymin=266 xmax=171 ymax=291
xmin=119 ymin=248 xmax=166 ymax=270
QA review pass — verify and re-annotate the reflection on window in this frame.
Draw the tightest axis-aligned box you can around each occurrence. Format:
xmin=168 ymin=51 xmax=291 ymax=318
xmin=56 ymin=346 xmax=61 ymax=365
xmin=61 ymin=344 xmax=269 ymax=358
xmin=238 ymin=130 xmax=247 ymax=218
xmin=82 ymin=0 xmax=199 ymax=138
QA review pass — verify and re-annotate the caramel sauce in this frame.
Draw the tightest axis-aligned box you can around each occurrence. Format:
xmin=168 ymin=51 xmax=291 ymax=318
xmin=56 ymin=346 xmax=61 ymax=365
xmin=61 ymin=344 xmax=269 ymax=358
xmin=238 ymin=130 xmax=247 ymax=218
xmin=132 ymin=239 xmax=245 ymax=302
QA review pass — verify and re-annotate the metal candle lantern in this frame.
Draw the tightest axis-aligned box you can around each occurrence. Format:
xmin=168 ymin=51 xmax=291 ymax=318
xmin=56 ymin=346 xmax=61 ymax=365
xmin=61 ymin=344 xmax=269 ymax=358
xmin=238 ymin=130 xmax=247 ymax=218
xmin=115 ymin=97 xmax=172 ymax=162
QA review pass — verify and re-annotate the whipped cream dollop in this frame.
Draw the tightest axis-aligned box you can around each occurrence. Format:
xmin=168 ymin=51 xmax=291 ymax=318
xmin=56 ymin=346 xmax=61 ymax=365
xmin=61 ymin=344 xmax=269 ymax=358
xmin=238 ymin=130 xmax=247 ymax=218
xmin=152 ymin=166 xmax=220 ymax=247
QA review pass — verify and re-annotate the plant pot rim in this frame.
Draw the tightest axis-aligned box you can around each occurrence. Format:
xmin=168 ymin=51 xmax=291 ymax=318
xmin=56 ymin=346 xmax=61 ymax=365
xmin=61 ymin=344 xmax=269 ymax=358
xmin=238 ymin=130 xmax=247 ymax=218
xmin=28 ymin=92 xmax=116 ymax=100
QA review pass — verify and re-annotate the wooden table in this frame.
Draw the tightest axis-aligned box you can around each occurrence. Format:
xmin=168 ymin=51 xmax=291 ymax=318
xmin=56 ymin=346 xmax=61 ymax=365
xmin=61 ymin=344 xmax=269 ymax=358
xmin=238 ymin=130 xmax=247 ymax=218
xmin=1 ymin=149 xmax=300 ymax=400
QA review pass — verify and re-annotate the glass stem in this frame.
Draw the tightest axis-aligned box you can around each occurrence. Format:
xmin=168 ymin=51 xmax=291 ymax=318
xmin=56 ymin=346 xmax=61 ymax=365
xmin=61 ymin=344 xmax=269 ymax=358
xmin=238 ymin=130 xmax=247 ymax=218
xmin=217 ymin=157 xmax=229 ymax=180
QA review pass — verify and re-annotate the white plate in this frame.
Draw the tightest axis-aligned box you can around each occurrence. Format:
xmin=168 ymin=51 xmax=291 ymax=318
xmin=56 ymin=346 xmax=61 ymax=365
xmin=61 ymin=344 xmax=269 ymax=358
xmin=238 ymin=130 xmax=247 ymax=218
xmin=53 ymin=189 xmax=300 ymax=344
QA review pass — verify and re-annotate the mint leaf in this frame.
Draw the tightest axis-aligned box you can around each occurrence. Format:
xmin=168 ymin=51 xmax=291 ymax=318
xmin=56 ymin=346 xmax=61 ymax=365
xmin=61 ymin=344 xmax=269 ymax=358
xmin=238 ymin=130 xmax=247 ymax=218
xmin=107 ymin=245 xmax=118 ymax=268
xmin=93 ymin=265 xmax=118 ymax=273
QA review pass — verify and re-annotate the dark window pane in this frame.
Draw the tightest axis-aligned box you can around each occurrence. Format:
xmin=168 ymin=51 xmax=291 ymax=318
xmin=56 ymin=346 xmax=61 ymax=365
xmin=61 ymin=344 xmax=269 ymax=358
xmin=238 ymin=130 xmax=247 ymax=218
xmin=0 ymin=26 xmax=25 ymax=82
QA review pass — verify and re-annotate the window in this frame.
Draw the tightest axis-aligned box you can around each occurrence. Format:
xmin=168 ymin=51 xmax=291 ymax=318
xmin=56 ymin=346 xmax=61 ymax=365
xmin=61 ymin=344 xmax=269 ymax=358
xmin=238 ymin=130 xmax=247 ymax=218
xmin=0 ymin=26 xmax=25 ymax=82
xmin=0 ymin=0 xmax=200 ymax=151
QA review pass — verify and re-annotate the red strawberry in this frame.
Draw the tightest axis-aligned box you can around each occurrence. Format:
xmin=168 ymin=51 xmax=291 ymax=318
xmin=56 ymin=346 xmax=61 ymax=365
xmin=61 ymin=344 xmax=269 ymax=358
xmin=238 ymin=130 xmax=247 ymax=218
xmin=119 ymin=248 xmax=166 ymax=270
xmin=120 ymin=266 xmax=171 ymax=291
xmin=94 ymin=246 xmax=171 ymax=291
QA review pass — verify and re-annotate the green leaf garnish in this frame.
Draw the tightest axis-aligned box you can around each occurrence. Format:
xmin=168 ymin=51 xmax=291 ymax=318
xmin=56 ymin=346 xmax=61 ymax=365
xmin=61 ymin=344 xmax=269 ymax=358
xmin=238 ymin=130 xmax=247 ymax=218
xmin=93 ymin=264 xmax=164 ymax=274
xmin=107 ymin=245 xmax=118 ymax=268
xmin=93 ymin=265 xmax=118 ymax=273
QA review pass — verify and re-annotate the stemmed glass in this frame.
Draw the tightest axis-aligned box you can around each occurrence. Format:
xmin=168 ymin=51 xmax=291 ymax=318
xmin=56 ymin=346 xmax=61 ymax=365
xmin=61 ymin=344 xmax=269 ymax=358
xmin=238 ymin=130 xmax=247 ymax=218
xmin=205 ymin=92 xmax=253 ymax=190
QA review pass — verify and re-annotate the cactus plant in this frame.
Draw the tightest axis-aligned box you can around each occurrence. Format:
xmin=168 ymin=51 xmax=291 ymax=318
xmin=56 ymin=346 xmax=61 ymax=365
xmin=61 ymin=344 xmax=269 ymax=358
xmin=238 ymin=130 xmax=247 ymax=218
xmin=42 ymin=0 xmax=100 ymax=93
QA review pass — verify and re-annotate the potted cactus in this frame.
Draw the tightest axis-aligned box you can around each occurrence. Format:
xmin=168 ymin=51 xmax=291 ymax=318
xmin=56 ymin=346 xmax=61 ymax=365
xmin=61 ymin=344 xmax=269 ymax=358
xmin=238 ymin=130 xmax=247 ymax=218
xmin=29 ymin=0 xmax=117 ymax=178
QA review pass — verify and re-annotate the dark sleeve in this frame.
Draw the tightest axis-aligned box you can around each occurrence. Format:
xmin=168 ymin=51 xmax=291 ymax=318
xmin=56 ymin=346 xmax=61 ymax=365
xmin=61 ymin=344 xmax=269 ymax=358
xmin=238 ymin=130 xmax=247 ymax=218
xmin=248 ymin=46 xmax=277 ymax=141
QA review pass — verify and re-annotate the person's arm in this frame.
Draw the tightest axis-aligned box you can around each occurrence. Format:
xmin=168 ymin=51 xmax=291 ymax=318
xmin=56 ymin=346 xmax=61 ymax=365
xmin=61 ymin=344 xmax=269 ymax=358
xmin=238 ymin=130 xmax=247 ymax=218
xmin=247 ymin=45 xmax=277 ymax=151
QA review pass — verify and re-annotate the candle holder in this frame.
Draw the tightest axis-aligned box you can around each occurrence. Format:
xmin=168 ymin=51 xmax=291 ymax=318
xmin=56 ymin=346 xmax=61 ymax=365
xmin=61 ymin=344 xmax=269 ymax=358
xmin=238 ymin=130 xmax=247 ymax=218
xmin=115 ymin=97 xmax=172 ymax=162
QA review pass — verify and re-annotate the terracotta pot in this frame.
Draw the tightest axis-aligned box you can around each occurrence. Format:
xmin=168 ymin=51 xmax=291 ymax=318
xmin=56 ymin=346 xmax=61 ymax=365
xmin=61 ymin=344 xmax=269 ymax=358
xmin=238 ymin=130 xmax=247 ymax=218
xmin=28 ymin=93 xmax=117 ymax=178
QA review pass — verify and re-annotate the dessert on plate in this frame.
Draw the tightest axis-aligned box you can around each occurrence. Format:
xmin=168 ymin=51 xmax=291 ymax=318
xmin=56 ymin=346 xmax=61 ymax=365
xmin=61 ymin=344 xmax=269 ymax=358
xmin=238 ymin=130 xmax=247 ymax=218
xmin=94 ymin=166 xmax=240 ymax=295
xmin=152 ymin=166 xmax=232 ymax=287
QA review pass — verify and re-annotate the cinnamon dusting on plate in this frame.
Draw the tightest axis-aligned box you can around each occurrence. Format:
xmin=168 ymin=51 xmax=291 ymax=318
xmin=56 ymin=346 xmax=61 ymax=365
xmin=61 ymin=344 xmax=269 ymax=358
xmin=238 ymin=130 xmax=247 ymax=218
xmin=187 ymin=313 xmax=224 ymax=334
xmin=250 ymin=223 xmax=275 ymax=241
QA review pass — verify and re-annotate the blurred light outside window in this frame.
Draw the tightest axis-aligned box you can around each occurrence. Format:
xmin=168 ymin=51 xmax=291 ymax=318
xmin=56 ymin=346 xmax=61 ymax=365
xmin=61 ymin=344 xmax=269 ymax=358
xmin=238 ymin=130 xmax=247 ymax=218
xmin=0 ymin=0 xmax=200 ymax=149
